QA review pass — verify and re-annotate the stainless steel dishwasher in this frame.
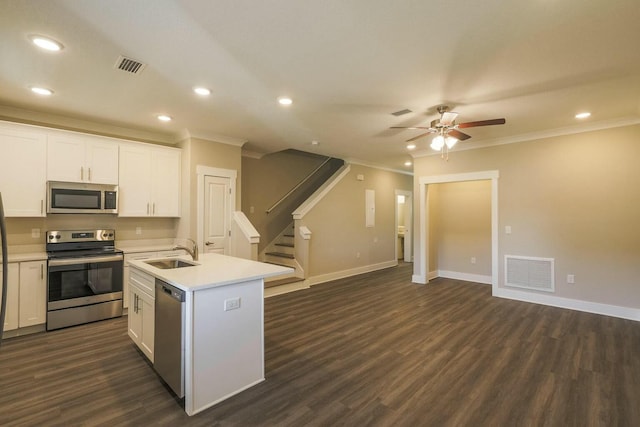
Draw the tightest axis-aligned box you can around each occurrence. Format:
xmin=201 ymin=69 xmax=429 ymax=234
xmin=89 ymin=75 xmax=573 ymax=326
xmin=154 ymin=279 xmax=185 ymax=398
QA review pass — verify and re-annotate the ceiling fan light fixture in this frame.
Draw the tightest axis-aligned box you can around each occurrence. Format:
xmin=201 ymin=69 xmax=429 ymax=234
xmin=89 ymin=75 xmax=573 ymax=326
xmin=431 ymin=135 xmax=445 ymax=151
xmin=406 ymin=142 xmax=416 ymax=150
xmin=445 ymin=136 xmax=458 ymax=149
xmin=575 ymin=112 xmax=591 ymax=119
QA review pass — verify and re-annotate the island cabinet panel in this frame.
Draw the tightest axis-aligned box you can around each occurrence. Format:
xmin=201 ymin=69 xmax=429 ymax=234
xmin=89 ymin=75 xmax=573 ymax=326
xmin=186 ymin=278 xmax=265 ymax=416
xmin=128 ymin=268 xmax=155 ymax=363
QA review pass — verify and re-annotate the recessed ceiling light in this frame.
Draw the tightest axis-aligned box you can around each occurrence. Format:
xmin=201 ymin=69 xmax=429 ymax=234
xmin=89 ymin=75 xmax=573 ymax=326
xmin=157 ymin=115 xmax=172 ymax=122
xmin=575 ymin=112 xmax=591 ymax=119
xmin=404 ymin=161 xmax=412 ymax=167
xmin=29 ymin=35 xmax=63 ymax=52
xmin=406 ymin=143 xmax=416 ymax=150
xmin=311 ymin=140 xmax=319 ymax=146
xmin=30 ymin=86 xmax=53 ymax=96
xmin=278 ymin=97 xmax=293 ymax=106
xmin=193 ymin=87 xmax=211 ymax=96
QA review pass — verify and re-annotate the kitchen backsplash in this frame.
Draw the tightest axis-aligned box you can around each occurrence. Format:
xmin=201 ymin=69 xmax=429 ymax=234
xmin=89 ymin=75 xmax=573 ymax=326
xmin=5 ymin=216 xmax=179 ymax=246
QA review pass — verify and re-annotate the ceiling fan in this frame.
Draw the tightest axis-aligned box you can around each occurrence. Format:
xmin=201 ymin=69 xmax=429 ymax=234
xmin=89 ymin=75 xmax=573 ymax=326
xmin=391 ymin=106 xmax=506 ymax=159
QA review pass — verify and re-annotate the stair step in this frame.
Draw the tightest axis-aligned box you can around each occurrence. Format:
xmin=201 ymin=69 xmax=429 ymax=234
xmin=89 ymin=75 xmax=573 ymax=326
xmin=283 ymin=234 xmax=294 ymax=238
xmin=265 ymin=251 xmax=295 ymax=259
xmin=265 ymin=276 xmax=304 ymax=288
xmin=275 ymin=242 xmax=294 ymax=248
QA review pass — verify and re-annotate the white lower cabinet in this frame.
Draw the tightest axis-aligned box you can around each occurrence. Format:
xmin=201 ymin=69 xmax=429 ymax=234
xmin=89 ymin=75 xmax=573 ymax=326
xmin=128 ymin=268 xmax=155 ymax=362
xmin=1 ymin=260 xmax=46 ymax=332
xmin=18 ymin=261 xmax=47 ymax=327
xmin=0 ymin=263 xmax=20 ymax=331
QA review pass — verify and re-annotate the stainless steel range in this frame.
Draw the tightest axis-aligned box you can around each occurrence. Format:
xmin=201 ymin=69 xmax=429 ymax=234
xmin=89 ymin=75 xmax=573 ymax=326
xmin=46 ymin=229 xmax=123 ymax=330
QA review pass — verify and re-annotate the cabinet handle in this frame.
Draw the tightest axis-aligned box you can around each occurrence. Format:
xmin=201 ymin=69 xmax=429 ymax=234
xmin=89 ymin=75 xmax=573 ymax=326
xmin=40 ymin=199 xmax=44 ymax=214
xmin=41 ymin=264 xmax=44 ymax=280
xmin=146 ymin=203 xmax=150 ymax=215
xmin=152 ymin=203 xmax=156 ymax=215
xmin=81 ymin=166 xmax=84 ymax=181
xmin=134 ymin=294 xmax=138 ymax=313
xmin=88 ymin=167 xmax=92 ymax=181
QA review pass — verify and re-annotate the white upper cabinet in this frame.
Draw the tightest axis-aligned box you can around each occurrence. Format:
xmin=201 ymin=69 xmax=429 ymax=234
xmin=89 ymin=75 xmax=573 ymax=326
xmin=0 ymin=123 xmax=47 ymax=217
xmin=47 ymin=132 xmax=119 ymax=184
xmin=119 ymin=143 xmax=181 ymax=217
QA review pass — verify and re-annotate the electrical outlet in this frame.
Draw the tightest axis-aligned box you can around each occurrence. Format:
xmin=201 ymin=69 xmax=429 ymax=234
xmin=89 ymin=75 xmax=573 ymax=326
xmin=135 ymin=226 xmax=142 ymax=235
xmin=31 ymin=228 xmax=40 ymax=238
xmin=356 ymin=252 xmax=361 ymax=259
xmin=224 ymin=297 xmax=241 ymax=311
xmin=567 ymin=274 xmax=575 ymax=284
xmin=471 ymin=257 xmax=476 ymax=264
xmin=505 ymin=225 xmax=512 ymax=234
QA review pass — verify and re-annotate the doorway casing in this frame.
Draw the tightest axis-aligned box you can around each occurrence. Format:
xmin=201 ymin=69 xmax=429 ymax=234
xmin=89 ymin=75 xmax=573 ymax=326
xmin=412 ymin=170 xmax=499 ymax=293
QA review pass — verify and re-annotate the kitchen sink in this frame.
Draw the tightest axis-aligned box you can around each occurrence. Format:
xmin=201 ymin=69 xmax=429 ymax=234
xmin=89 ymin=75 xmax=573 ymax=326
xmin=145 ymin=259 xmax=198 ymax=269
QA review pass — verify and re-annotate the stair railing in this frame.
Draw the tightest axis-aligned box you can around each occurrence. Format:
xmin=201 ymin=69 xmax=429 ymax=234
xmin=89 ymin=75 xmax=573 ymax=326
xmin=266 ymin=157 xmax=332 ymax=214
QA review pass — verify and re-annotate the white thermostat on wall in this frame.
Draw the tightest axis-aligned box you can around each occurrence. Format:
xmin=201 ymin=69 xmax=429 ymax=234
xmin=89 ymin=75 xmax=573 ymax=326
xmin=356 ymin=174 xmax=364 ymax=181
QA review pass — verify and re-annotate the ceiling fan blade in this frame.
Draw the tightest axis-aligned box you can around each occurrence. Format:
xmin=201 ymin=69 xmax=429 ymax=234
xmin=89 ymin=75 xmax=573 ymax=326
xmin=448 ymin=129 xmax=471 ymax=141
xmin=406 ymin=131 xmax=434 ymax=142
xmin=390 ymin=126 xmax=432 ymax=130
xmin=458 ymin=118 xmax=506 ymax=128
xmin=440 ymin=111 xmax=459 ymax=126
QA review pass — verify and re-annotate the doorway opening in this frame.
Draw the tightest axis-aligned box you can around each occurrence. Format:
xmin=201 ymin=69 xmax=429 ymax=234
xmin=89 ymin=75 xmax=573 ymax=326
xmin=412 ymin=170 xmax=499 ymax=294
xmin=395 ymin=189 xmax=413 ymax=262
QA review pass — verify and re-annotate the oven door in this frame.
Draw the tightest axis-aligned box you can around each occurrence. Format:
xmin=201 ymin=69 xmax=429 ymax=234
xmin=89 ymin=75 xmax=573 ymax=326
xmin=47 ymin=254 xmax=123 ymax=310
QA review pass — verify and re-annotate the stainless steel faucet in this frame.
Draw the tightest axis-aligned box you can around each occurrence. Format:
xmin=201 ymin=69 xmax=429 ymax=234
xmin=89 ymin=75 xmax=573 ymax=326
xmin=173 ymin=238 xmax=198 ymax=261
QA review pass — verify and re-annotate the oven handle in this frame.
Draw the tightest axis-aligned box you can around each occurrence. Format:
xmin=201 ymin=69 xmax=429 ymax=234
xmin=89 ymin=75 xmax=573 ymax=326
xmin=48 ymin=254 xmax=124 ymax=267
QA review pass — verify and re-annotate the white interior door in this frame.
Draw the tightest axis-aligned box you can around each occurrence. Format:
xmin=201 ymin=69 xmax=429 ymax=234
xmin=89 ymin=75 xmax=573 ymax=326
xmin=203 ymin=175 xmax=230 ymax=254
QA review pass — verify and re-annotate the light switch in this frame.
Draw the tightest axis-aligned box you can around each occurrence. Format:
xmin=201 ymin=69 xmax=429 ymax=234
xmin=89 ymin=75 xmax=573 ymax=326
xmin=505 ymin=225 xmax=512 ymax=234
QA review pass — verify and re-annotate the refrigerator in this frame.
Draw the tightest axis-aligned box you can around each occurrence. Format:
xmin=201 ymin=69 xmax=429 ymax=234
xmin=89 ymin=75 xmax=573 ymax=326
xmin=0 ymin=193 xmax=8 ymax=346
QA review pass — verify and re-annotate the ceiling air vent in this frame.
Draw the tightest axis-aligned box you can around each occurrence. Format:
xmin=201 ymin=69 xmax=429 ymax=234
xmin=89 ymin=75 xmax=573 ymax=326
xmin=391 ymin=109 xmax=412 ymax=116
xmin=115 ymin=55 xmax=146 ymax=74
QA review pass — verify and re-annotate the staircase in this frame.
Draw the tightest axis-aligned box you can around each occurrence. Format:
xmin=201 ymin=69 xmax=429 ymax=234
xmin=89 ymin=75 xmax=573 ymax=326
xmin=263 ymin=223 xmax=304 ymax=288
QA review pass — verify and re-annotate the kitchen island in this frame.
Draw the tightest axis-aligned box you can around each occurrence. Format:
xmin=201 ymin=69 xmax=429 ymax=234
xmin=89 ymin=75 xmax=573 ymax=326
xmin=128 ymin=252 xmax=292 ymax=416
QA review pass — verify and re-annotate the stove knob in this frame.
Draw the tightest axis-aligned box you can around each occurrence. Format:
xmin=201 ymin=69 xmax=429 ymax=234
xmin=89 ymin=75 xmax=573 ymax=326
xmin=55 ymin=234 xmax=61 ymax=239
xmin=109 ymin=233 xmax=114 ymax=237
xmin=48 ymin=235 xmax=54 ymax=240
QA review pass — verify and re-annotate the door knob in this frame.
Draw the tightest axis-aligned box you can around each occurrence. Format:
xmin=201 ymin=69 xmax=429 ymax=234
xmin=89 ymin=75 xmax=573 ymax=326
xmin=205 ymin=241 xmax=214 ymax=246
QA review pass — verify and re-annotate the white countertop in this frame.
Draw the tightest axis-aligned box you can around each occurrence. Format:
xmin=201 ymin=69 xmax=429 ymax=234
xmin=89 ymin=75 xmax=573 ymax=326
xmin=128 ymin=253 xmax=293 ymax=292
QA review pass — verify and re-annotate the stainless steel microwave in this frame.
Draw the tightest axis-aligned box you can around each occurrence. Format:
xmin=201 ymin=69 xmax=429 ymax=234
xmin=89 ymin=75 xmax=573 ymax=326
xmin=47 ymin=181 xmax=118 ymax=214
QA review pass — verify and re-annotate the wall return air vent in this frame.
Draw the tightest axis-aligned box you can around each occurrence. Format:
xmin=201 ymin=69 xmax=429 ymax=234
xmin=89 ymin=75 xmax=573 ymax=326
xmin=114 ymin=55 xmax=146 ymax=74
xmin=505 ymin=255 xmax=554 ymax=292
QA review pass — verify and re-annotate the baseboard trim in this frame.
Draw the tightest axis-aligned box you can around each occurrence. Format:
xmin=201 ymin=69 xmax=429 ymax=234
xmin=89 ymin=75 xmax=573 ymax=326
xmin=494 ymin=287 xmax=640 ymax=321
xmin=308 ymin=260 xmax=398 ymax=287
xmin=436 ymin=270 xmax=492 ymax=285
xmin=264 ymin=280 xmax=309 ymax=297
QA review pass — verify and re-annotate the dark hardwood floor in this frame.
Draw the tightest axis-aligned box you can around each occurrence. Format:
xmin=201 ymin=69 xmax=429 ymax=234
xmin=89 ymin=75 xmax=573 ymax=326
xmin=1 ymin=263 xmax=638 ymax=426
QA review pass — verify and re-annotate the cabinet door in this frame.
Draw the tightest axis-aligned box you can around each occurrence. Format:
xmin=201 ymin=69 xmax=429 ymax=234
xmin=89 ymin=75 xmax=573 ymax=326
xmin=0 ymin=124 xmax=47 ymax=217
xmin=139 ymin=289 xmax=155 ymax=363
xmin=119 ymin=144 xmax=152 ymax=216
xmin=0 ymin=263 xmax=20 ymax=331
xmin=18 ymin=261 xmax=46 ymax=327
xmin=47 ymin=133 xmax=86 ymax=182
xmin=128 ymin=285 xmax=142 ymax=344
xmin=86 ymin=139 xmax=119 ymax=184
xmin=151 ymin=149 xmax=181 ymax=217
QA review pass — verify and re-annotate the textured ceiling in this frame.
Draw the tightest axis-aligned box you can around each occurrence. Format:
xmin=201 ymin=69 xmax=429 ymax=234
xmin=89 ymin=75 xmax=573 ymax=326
xmin=1 ymin=0 xmax=639 ymax=171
